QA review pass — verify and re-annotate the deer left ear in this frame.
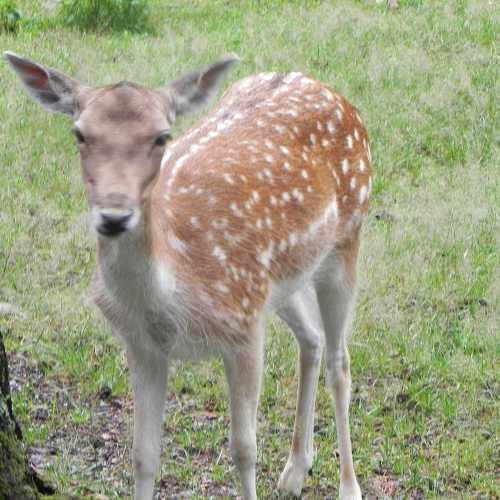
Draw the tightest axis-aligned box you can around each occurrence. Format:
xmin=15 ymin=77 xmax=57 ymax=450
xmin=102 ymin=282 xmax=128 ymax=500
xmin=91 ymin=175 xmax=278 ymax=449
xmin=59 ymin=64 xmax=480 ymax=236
xmin=161 ymin=54 xmax=239 ymax=119
xmin=4 ymin=52 xmax=80 ymax=116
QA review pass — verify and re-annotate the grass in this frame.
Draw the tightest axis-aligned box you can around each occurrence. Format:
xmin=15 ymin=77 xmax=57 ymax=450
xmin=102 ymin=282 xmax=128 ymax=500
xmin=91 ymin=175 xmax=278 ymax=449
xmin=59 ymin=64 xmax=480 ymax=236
xmin=1 ymin=0 xmax=499 ymax=498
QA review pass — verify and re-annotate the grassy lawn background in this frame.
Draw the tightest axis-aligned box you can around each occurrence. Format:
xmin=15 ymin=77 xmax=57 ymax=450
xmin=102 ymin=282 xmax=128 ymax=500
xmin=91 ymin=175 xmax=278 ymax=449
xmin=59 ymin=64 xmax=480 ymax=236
xmin=0 ymin=1 xmax=498 ymax=498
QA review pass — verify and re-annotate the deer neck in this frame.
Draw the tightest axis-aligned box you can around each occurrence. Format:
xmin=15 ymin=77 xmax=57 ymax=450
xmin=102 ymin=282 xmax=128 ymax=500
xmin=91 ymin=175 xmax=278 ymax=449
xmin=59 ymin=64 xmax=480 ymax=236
xmin=95 ymin=198 xmax=177 ymax=307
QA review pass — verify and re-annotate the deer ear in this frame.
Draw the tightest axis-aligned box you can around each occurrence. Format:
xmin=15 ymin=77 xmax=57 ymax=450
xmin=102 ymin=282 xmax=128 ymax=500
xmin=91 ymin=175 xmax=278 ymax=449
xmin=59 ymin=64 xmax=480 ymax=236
xmin=4 ymin=52 xmax=80 ymax=116
xmin=163 ymin=54 xmax=239 ymax=118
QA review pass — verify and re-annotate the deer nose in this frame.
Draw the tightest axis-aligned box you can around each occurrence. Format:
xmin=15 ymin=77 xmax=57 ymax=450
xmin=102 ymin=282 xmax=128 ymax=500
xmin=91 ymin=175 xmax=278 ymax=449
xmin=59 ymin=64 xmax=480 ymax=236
xmin=98 ymin=208 xmax=133 ymax=236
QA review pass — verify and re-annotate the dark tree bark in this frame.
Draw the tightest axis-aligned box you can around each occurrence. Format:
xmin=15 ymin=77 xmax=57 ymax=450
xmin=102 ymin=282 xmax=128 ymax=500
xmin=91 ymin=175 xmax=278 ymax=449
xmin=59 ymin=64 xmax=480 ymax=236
xmin=0 ymin=330 xmax=54 ymax=500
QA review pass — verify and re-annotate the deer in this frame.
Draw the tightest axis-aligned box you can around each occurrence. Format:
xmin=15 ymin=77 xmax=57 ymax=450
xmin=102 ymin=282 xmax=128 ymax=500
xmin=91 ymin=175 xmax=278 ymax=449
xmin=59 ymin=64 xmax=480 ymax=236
xmin=5 ymin=51 xmax=373 ymax=500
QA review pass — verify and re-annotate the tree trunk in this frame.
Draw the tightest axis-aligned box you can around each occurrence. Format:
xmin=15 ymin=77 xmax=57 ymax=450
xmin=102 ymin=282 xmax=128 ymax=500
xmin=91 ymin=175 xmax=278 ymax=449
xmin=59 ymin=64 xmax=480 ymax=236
xmin=0 ymin=330 xmax=53 ymax=499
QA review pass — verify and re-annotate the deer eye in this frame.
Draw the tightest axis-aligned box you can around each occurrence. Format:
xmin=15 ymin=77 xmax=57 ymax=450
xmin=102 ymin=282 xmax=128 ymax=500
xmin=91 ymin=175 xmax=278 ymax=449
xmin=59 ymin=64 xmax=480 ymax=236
xmin=72 ymin=128 xmax=85 ymax=144
xmin=155 ymin=131 xmax=172 ymax=147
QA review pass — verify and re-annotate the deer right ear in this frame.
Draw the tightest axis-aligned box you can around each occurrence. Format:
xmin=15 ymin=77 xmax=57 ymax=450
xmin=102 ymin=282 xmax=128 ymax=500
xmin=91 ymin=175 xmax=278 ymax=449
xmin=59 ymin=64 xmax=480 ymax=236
xmin=161 ymin=55 xmax=240 ymax=119
xmin=4 ymin=52 xmax=80 ymax=116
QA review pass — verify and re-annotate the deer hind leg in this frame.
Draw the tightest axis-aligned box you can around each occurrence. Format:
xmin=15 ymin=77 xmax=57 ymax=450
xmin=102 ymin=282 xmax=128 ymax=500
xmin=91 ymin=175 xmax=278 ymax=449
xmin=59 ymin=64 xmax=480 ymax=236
xmin=222 ymin=322 xmax=265 ymax=500
xmin=314 ymin=236 xmax=362 ymax=500
xmin=126 ymin=339 xmax=168 ymax=500
xmin=276 ymin=285 xmax=323 ymax=496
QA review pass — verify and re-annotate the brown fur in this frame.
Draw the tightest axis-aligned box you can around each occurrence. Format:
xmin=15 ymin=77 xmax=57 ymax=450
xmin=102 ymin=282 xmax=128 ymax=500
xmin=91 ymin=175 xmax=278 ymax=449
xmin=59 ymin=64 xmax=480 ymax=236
xmin=152 ymin=73 xmax=372 ymax=328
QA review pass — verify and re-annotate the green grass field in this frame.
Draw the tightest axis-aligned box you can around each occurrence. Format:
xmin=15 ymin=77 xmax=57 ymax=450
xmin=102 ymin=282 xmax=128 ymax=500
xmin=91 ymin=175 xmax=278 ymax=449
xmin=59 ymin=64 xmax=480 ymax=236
xmin=1 ymin=1 xmax=498 ymax=498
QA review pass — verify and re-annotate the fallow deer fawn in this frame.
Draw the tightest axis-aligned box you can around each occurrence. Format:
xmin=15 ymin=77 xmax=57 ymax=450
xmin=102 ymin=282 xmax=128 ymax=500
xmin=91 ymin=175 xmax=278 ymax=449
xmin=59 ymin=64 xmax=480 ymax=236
xmin=6 ymin=52 xmax=372 ymax=500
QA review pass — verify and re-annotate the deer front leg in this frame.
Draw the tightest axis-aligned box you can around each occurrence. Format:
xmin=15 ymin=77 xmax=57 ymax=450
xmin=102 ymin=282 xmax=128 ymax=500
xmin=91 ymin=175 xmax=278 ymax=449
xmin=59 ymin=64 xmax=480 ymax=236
xmin=126 ymin=340 xmax=168 ymax=500
xmin=222 ymin=327 xmax=264 ymax=500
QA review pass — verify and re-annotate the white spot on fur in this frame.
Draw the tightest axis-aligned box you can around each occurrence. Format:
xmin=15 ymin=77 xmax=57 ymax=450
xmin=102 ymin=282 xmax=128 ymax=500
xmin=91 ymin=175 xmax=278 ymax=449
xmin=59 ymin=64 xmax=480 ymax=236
xmin=292 ymin=188 xmax=304 ymax=203
xmin=216 ymin=120 xmax=234 ymax=132
xmin=258 ymin=241 xmax=275 ymax=268
xmin=212 ymin=219 xmax=228 ymax=230
xmin=161 ymin=148 xmax=173 ymax=169
xmin=335 ymin=109 xmax=343 ymax=121
xmin=190 ymin=144 xmax=201 ymax=154
xmin=283 ymin=161 xmax=292 ymax=172
xmin=284 ymin=72 xmax=301 ymax=84
xmin=224 ymin=231 xmax=241 ymax=245
xmin=321 ymin=88 xmax=334 ymax=101
xmin=212 ymin=246 xmax=227 ymax=262
xmin=229 ymin=264 xmax=239 ymax=280
xmin=342 ymin=159 xmax=349 ymax=174
xmin=223 ymin=173 xmax=235 ymax=185
xmin=359 ymin=185 xmax=368 ymax=204
xmin=346 ymin=135 xmax=353 ymax=149
xmin=301 ymin=169 xmax=309 ymax=179
xmin=322 ymin=138 xmax=331 ymax=148
xmin=350 ymin=177 xmax=357 ymax=190
xmin=167 ymin=231 xmax=188 ymax=254
xmin=213 ymin=281 xmax=230 ymax=293
xmin=327 ymin=120 xmax=335 ymax=134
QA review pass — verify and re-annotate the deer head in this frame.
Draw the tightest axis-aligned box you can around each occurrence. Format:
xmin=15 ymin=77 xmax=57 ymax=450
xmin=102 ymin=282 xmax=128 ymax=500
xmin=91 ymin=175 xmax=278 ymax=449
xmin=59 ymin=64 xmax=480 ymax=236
xmin=5 ymin=52 xmax=238 ymax=237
